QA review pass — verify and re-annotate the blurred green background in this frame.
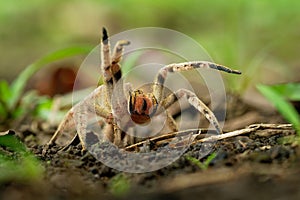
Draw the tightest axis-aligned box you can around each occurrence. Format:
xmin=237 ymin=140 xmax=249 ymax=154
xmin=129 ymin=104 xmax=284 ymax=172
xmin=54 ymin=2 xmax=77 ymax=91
xmin=1 ymin=0 xmax=299 ymax=94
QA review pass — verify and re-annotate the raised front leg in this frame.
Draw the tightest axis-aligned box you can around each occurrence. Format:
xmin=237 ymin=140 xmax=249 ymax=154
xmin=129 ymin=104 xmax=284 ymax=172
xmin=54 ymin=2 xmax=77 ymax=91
xmin=152 ymin=61 xmax=241 ymax=104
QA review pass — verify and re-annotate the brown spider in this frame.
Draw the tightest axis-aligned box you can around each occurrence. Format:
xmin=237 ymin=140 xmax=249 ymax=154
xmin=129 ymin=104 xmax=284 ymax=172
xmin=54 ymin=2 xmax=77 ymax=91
xmin=46 ymin=28 xmax=241 ymax=151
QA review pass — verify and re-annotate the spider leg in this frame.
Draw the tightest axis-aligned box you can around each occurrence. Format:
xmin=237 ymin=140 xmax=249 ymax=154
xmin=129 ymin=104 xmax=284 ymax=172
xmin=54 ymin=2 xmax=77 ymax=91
xmin=160 ymin=89 xmax=223 ymax=134
xmin=100 ymin=28 xmax=130 ymax=94
xmin=100 ymin=28 xmax=112 ymax=86
xmin=100 ymin=29 xmax=131 ymax=147
xmin=43 ymin=103 xmax=88 ymax=152
xmin=110 ymin=39 xmax=130 ymax=107
xmin=111 ymin=40 xmax=130 ymax=68
xmin=114 ymin=125 xmax=133 ymax=147
xmin=47 ymin=109 xmax=75 ymax=146
xmin=123 ymin=127 xmax=135 ymax=147
xmin=104 ymin=123 xmax=134 ymax=147
xmin=152 ymin=61 xmax=241 ymax=103
xmin=109 ymin=40 xmax=130 ymax=86
xmin=46 ymin=86 xmax=111 ymax=148
xmin=113 ymin=125 xmax=123 ymax=147
xmin=165 ymin=110 xmax=179 ymax=132
xmin=103 ymin=123 xmax=114 ymax=144
xmin=46 ymin=29 xmax=131 ymax=151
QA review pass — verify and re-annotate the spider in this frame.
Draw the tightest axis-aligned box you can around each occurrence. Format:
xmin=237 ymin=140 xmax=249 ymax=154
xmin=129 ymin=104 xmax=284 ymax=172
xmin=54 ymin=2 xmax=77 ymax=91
xmin=45 ymin=28 xmax=241 ymax=151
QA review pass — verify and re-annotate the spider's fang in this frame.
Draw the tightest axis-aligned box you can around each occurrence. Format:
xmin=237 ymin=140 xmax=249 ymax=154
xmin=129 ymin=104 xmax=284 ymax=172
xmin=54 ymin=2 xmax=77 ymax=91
xmin=129 ymin=95 xmax=134 ymax=113
xmin=142 ymin=99 xmax=148 ymax=111
xmin=102 ymin=27 xmax=109 ymax=44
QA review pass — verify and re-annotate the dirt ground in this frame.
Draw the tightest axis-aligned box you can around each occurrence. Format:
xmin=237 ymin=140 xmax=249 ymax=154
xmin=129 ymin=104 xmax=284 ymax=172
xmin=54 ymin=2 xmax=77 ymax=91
xmin=1 ymin=95 xmax=300 ymax=200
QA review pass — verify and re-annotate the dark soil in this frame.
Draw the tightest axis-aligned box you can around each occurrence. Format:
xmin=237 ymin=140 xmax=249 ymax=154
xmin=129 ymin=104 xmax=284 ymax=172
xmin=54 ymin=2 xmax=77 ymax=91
xmin=1 ymin=95 xmax=300 ymax=200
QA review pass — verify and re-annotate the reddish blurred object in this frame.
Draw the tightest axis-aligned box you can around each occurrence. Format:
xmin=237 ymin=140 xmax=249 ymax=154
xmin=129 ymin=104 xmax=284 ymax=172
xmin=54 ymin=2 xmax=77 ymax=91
xmin=34 ymin=65 xmax=77 ymax=97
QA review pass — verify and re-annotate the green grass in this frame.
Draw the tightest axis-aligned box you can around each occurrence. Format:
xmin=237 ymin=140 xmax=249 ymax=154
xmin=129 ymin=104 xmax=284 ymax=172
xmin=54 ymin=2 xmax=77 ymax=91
xmin=0 ymin=131 xmax=44 ymax=182
xmin=1 ymin=1 xmax=299 ymax=96
xmin=257 ymin=83 xmax=300 ymax=134
xmin=108 ymin=173 xmax=131 ymax=197
xmin=0 ymin=45 xmax=92 ymax=126
xmin=0 ymin=45 xmax=93 ymax=183
xmin=186 ymin=152 xmax=217 ymax=170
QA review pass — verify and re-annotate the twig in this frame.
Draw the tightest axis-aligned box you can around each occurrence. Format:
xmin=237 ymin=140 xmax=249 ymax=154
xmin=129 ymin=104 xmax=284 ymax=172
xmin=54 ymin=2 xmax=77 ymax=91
xmin=124 ymin=129 xmax=201 ymax=151
xmin=124 ymin=124 xmax=294 ymax=151
xmin=193 ymin=127 xmax=257 ymax=144
xmin=194 ymin=123 xmax=293 ymax=144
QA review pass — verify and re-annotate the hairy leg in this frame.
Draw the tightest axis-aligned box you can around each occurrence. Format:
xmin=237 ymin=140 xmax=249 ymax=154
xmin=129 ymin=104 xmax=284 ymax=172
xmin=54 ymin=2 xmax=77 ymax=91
xmin=108 ymin=124 xmax=134 ymax=148
xmin=100 ymin=28 xmax=130 ymax=92
xmin=152 ymin=61 xmax=241 ymax=103
xmin=111 ymin=40 xmax=130 ymax=67
xmin=46 ymin=86 xmax=111 ymax=148
xmin=47 ymin=109 xmax=75 ymax=146
xmin=160 ymin=88 xmax=222 ymax=134
xmin=165 ymin=110 xmax=179 ymax=132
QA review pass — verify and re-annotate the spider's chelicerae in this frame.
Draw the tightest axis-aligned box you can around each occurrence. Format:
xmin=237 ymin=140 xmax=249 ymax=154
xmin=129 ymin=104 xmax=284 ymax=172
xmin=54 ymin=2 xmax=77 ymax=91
xmin=46 ymin=28 xmax=241 ymax=151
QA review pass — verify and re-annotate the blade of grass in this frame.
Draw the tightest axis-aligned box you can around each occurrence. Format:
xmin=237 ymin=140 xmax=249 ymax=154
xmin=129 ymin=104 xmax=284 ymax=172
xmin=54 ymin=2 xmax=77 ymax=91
xmin=0 ymin=81 xmax=11 ymax=119
xmin=270 ymin=83 xmax=300 ymax=101
xmin=0 ymin=134 xmax=44 ymax=182
xmin=9 ymin=45 xmax=93 ymax=110
xmin=0 ymin=133 xmax=27 ymax=152
xmin=257 ymin=84 xmax=300 ymax=134
xmin=0 ymin=80 xmax=12 ymax=104
xmin=108 ymin=174 xmax=130 ymax=197
xmin=186 ymin=152 xmax=216 ymax=170
xmin=203 ymin=152 xmax=217 ymax=168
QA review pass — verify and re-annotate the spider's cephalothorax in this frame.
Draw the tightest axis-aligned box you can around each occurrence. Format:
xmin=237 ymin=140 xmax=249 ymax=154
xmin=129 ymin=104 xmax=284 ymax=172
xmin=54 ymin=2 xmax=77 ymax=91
xmin=128 ymin=90 xmax=158 ymax=125
xmin=46 ymin=27 xmax=242 ymax=150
